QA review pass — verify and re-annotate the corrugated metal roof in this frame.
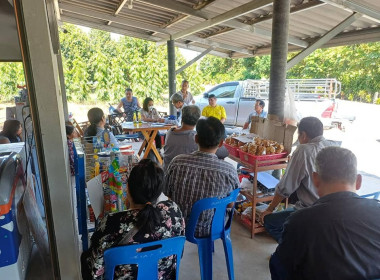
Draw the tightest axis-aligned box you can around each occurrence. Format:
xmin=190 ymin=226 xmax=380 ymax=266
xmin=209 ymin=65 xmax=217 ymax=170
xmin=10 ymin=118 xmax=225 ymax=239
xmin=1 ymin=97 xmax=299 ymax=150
xmin=58 ymin=0 xmax=380 ymax=58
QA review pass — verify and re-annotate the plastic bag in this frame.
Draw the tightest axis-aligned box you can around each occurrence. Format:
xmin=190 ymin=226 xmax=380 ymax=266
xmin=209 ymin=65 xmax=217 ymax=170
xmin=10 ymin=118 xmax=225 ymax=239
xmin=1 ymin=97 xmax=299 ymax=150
xmin=283 ymin=84 xmax=299 ymax=125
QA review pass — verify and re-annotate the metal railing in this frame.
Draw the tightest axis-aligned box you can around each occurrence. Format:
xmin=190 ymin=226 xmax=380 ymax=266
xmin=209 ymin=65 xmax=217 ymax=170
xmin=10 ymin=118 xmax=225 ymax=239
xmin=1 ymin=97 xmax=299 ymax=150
xmin=242 ymin=78 xmax=341 ymax=100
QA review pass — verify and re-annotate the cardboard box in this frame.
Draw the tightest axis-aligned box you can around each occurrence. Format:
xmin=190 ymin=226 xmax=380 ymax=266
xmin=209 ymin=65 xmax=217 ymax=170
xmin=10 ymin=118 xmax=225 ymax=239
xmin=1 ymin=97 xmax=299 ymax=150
xmin=249 ymin=114 xmax=297 ymax=153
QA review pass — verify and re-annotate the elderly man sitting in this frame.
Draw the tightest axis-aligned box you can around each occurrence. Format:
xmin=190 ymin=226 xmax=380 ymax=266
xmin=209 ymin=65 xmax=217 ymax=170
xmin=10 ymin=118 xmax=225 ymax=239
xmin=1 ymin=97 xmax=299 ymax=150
xmin=260 ymin=117 xmax=338 ymax=242
xmin=270 ymin=146 xmax=380 ymax=280
xmin=163 ymin=105 xmax=228 ymax=171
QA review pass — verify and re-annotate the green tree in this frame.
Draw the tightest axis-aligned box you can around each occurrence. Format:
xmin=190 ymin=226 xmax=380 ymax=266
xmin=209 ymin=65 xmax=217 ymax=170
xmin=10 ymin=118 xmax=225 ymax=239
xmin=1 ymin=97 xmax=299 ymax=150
xmin=0 ymin=62 xmax=25 ymax=101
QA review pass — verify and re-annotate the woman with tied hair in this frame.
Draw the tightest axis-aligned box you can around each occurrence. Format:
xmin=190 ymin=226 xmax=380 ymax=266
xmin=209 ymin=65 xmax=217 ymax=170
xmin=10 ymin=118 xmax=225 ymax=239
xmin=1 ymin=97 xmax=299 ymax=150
xmin=81 ymin=159 xmax=185 ymax=280
xmin=84 ymin=107 xmax=119 ymax=148
xmin=0 ymin=119 xmax=22 ymax=143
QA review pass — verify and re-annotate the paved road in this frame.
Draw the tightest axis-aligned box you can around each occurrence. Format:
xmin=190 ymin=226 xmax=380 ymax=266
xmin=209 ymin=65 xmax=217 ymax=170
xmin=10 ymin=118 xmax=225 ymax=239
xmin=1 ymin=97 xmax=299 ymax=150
xmin=324 ymin=100 xmax=380 ymax=196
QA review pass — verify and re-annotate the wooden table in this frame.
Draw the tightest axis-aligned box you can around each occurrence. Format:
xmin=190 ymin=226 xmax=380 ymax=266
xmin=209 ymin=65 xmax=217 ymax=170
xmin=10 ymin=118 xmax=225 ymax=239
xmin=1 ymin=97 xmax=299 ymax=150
xmin=122 ymin=123 xmax=173 ymax=165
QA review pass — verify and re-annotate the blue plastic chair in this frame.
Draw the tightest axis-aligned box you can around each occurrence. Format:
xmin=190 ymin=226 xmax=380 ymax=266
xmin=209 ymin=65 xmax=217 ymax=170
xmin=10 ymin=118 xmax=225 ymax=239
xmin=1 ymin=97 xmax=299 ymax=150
xmin=186 ymin=188 xmax=240 ymax=280
xmin=361 ymin=192 xmax=380 ymax=200
xmin=104 ymin=236 xmax=185 ymax=280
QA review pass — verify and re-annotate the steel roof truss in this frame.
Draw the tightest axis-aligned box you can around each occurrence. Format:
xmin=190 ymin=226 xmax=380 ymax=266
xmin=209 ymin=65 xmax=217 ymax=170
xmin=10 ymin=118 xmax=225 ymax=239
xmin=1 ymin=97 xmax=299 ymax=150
xmin=287 ymin=12 xmax=362 ymax=69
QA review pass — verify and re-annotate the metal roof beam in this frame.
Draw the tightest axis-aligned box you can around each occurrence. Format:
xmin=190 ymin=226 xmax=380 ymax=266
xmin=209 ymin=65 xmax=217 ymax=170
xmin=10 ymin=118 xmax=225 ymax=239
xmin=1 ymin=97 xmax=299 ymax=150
xmin=246 ymin=0 xmax=325 ymax=24
xmin=60 ymin=16 xmax=231 ymax=58
xmin=184 ymin=35 xmax=253 ymax=55
xmin=107 ymin=0 xmax=129 ymax=26
xmin=59 ymin=3 xmax=171 ymax=36
xmin=158 ymin=0 xmax=273 ymax=43
xmin=224 ymin=20 xmax=308 ymax=48
xmin=175 ymin=47 xmax=214 ymax=75
xmin=175 ymin=42 xmax=229 ymax=58
xmin=136 ymin=0 xmax=210 ymax=19
xmin=287 ymin=12 xmax=362 ymax=69
xmin=60 ymin=7 xmax=251 ymax=55
xmin=60 ymin=15 xmax=161 ymax=41
xmin=321 ymin=0 xmax=380 ymax=23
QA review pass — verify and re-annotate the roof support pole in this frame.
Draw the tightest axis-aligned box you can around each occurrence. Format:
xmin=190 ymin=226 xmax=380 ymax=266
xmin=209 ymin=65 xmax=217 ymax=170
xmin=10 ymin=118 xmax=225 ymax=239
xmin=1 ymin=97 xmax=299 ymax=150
xmin=167 ymin=39 xmax=176 ymax=115
xmin=175 ymin=47 xmax=214 ymax=75
xmin=268 ymin=0 xmax=290 ymax=120
xmin=287 ymin=12 xmax=361 ymax=70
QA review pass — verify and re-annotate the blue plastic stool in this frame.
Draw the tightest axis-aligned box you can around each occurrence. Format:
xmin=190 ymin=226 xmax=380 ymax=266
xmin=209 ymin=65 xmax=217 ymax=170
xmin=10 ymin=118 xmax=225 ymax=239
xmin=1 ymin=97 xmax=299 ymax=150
xmin=104 ymin=236 xmax=186 ymax=280
xmin=361 ymin=192 xmax=380 ymax=200
xmin=186 ymin=188 xmax=240 ymax=280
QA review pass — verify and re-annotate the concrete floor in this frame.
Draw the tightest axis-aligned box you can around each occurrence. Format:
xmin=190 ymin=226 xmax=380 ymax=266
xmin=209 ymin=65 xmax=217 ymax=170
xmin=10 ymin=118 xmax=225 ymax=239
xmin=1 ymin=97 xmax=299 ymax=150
xmin=179 ymin=220 xmax=277 ymax=280
xmin=26 ymin=219 xmax=277 ymax=280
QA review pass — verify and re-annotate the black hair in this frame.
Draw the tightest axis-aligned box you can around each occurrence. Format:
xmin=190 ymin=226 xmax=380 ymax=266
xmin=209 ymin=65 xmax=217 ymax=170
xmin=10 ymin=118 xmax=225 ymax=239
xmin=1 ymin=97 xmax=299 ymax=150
xmin=66 ymin=125 xmax=75 ymax=136
xmin=143 ymin=97 xmax=153 ymax=112
xmin=196 ymin=117 xmax=225 ymax=148
xmin=1 ymin=119 xmax=21 ymax=142
xmin=256 ymin=100 xmax=265 ymax=108
xmin=182 ymin=80 xmax=189 ymax=85
xmin=85 ymin=107 xmax=104 ymax=138
xmin=182 ymin=105 xmax=200 ymax=126
xmin=125 ymin=88 xmax=133 ymax=93
xmin=298 ymin=117 xmax=323 ymax=140
xmin=128 ymin=159 xmax=164 ymax=232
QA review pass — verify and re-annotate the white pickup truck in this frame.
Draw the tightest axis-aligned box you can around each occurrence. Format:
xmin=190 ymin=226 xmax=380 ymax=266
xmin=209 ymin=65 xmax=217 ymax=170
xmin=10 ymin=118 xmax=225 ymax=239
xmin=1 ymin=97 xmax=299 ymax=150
xmin=195 ymin=79 xmax=349 ymax=128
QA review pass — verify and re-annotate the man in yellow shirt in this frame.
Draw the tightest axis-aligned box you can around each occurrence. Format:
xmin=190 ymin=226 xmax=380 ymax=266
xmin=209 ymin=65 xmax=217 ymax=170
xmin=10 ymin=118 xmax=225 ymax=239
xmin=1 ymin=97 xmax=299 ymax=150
xmin=201 ymin=94 xmax=227 ymax=123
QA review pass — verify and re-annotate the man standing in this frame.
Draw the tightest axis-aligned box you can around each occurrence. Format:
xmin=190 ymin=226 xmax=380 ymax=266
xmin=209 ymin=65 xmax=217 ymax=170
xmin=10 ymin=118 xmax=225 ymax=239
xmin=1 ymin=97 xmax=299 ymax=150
xmin=270 ymin=146 xmax=380 ymax=280
xmin=176 ymin=80 xmax=195 ymax=106
xmin=259 ymin=117 xmax=337 ymax=242
xmin=116 ymin=88 xmax=141 ymax=121
xmin=201 ymin=94 xmax=227 ymax=124
xmin=243 ymin=100 xmax=268 ymax=129
xmin=165 ymin=117 xmax=239 ymax=237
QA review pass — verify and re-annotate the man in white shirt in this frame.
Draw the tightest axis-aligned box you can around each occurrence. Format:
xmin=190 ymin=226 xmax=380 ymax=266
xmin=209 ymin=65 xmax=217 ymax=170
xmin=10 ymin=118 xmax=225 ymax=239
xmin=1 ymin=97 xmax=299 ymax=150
xmin=176 ymin=80 xmax=195 ymax=106
xmin=243 ymin=100 xmax=268 ymax=130
xmin=259 ymin=117 xmax=338 ymax=242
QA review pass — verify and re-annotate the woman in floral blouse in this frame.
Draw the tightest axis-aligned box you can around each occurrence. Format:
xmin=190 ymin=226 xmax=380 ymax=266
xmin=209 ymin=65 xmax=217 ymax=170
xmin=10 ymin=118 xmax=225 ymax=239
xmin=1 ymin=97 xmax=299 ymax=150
xmin=81 ymin=159 xmax=185 ymax=280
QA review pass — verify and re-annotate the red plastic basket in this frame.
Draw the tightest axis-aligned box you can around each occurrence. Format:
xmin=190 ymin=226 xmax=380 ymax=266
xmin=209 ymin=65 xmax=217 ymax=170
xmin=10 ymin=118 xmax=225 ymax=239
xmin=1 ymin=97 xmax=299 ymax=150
xmin=239 ymin=150 xmax=287 ymax=167
xmin=224 ymin=143 xmax=240 ymax=157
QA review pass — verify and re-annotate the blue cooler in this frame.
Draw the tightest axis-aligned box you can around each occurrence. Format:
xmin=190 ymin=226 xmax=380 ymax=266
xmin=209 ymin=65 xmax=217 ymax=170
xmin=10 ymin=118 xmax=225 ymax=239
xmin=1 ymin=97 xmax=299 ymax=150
xmin=0 ymin=152 xmax=23 ymax=268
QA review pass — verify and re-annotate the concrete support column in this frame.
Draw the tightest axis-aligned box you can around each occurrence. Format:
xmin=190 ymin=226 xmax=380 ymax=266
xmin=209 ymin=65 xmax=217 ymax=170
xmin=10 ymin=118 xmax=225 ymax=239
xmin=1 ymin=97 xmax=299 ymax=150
xmin=167 ymin=39 xmax=176 ymax=115
xmin=13 ymin=0 xmax=81 ymax=278
xmin=268 ymin=0 xmax=290 ymax=120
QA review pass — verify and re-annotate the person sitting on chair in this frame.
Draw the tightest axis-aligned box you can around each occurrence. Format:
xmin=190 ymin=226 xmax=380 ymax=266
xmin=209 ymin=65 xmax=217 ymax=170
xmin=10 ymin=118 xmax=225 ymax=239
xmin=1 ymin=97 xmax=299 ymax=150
xmin=116 ymin=88 xmax=141 ymax=122
xmin=141 ymin=97 xmax=163 ymax=151
xmin=243 ymin=100 xmax=268 ymax=130
xmin=0 ymin=119 xmax=22 ymax=143
xmin=163 ymin=105 xmax=228 ymax=171
xmin=165 ymin=117 xmax=239 ymax=237
xmin=270 ymin=147 xmax=380 ymax=280
xmin=259 ymin=117 xmax=338 ymax=243
xmin=81 ymin=159 xmax=185 ymax=280
xmin=84 ymin=107 xmax=119 ymax=148
xmin=201 ymin=94 xmax=227 ymax=124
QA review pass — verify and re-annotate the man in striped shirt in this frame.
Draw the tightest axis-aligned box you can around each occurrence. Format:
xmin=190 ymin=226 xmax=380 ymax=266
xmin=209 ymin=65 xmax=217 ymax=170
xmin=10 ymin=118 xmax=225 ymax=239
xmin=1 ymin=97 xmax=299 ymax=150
xmin=165 ymin=117 xmax=240 ymax=237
